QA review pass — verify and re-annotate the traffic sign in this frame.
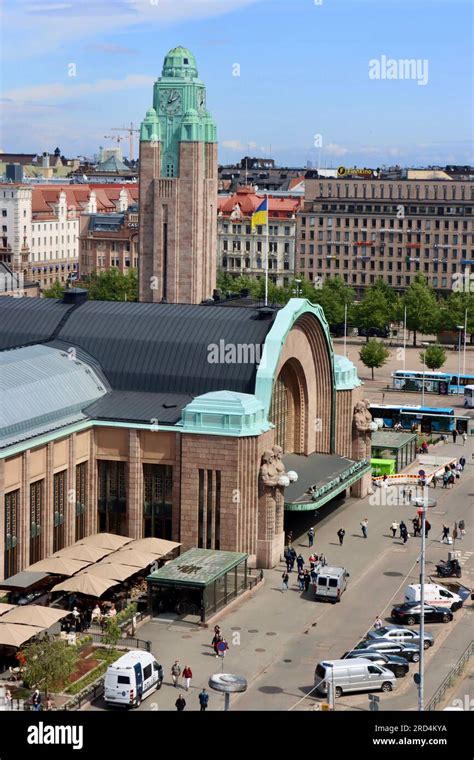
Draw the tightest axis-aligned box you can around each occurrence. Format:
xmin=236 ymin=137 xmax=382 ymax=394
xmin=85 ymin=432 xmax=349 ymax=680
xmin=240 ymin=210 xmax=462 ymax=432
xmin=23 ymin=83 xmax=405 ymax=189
xmin=368 ymin=694 xmax=380 ymax=702
xmin=217 ymin=641 xmax=227 ymax=654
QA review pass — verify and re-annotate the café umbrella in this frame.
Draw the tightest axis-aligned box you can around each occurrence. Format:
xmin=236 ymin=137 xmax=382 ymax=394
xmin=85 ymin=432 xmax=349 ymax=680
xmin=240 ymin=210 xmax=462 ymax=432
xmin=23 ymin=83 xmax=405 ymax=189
xmin=0 ymin=605 xmax=70 ymax=628
xmin=51 ymin=574 xmax=118 ymax=598
xmin=83 ymin=563 xmax=139 ymax=583
xmin=78 ymin=533 xmax=133 ymax=551
xmin=0 ymin=603 xmax=15 ymax=616
xmin=27 ymin=557 xmax=91 ymax=576
xmin=0 ymin=623 xmax=44 ymax=648
xmin=53 ymin=544 xmax=113 ymax=563
xmin=128 ymin=538 xmax=181 ymax=556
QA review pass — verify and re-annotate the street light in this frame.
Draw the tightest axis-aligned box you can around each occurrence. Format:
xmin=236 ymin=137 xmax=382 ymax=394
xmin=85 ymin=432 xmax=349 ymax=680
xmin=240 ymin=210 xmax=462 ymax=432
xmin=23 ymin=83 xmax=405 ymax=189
xmin=292 ymin=278 xmax=302 ymax=298
xmin=456 ymin=325 xmax=463 ymax=394
xmin=420 ymin=342 xmax=430 ymax=406
xmin=412 ymin=495 xmax=436 ymax=712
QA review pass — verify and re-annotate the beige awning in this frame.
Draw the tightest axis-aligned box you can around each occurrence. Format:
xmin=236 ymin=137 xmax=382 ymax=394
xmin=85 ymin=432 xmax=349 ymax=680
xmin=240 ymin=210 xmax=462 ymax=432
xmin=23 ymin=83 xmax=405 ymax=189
xmin=78 ymin=533 xmax=133 ymax=550
xmin=128 ymin=538 xmax=181 ymax=556
xmin=0 ymin=623 xmax=44 ymax=648
xmin=53 ymin=544 xmax=113 ymax=563
xmin=27 ymin=557 xmax=91 ymax=576
xmin=1 ymin=605 xmax=70 ymax=628
xmin=106 ymin=549 xmax=157 ymax=568
xmin=0 ymin=603 xmax=15 ymax=616
xmin=83 ymin=563 xmax=139 ymax=582
xmin=51 ymin=574 xmax=118 ymax=598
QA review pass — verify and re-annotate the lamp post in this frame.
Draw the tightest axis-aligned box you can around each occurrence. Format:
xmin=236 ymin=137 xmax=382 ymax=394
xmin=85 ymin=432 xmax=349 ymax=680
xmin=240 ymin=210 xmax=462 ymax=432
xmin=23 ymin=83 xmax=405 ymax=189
xmin=456 ymin=325 xmax=463 ymax=394
xmin=412 ymin=494 xmax=436 ymax=712
xmin=293 ymin=278 xmax=302 ymax=298
xmin=420 ymin=342 xmax=430 ymax=407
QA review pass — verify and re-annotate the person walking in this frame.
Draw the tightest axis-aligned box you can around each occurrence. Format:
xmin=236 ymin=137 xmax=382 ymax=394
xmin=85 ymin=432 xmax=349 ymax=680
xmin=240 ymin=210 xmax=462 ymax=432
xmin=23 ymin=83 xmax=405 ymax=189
xmin=297 ymin=569 xmax=305 ymax=591
xmin=425 ymin=519 xmax=431 ymax=538
xmin=337 ymin=527 xmax=345 ymax=546
xmin=308 ymin=527 xmax=315 ymax=547
xmin=412 ymin=517 xmax=420 ymax=538
xmin=407 ymin=489 xmax=412 ymax=504
xmin=442 ymin=524 xmax=450 ymax=543
xmin=281 ymin=571 xmax=289 ymax=592
xmin=431 ymin=473 xmax=438 ymax=489
xmin=175 ymin=694 xmax=186 ymax=712
xmin=31 ymin=689 xmax=42 ymax=711
xmin=459 ymin=456 xmax=466 ymax=471
xmin=4 ymin=689 xmax=12 ymax=711
xmin=401 ymin=525 xmax=409 ymax=545
xmin=171 ymin=661 xmax=181 ymax=687
xmin=399 ymin=520 xmax=406 ymax=539
xmin=373 ymin=616 xmax=383 ymax=630
xmin=459 ymin=519 xmax=466 ymax=540
xmin=199 ymin=688 xmax=209 ymax=712
xmin=452 ymin=429 xmax=457 ymax=444
xmin=182 ymin=665 xmax=193 ymax=692
xmin=303 ymin=569 xmax=311 ymax=593
xmin=442 ymin=472 xmax=449 ymax=489
xmin=289 ymin=547 xmax=297 ymax=572
xmin=296 ymin=554 xmax=305 ymax=572
xmin=390 ymin=521 xmax=399 ymax=538
xmin=462 ymin=431 xmax=467 ymax=445
xmin=360 ymin=518 xmax=368 ymax=538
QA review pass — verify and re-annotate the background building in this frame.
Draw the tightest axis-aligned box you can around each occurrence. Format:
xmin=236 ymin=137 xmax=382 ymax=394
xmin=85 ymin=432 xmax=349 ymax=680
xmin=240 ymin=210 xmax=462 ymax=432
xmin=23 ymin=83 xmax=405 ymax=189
xmin=298 ymin=174 xmax=474 ymax=294
xmin=139 ymin=46 xmax=217 ymax=304
xmin=79 ymin=205 xmax=139 ymax=276
xmin=218 ymin=187 xmax=300 ymax=286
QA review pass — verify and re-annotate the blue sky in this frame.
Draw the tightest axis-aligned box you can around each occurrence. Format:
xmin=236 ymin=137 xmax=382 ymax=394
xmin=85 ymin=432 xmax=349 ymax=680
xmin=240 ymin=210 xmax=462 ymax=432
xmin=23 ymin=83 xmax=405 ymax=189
xmin=1 ymin=0 xmax=472 ymax=167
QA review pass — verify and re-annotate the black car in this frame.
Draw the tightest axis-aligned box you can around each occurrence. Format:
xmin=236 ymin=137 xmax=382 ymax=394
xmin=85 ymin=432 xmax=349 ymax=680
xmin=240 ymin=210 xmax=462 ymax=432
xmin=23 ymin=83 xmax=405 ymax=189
xmin=391 ymin=602 xmax=453 ymax=625
xmin=354 ymin=639 xmax=421 ymax=663
xmin=342 ymin=649 xmax=409 ymax=678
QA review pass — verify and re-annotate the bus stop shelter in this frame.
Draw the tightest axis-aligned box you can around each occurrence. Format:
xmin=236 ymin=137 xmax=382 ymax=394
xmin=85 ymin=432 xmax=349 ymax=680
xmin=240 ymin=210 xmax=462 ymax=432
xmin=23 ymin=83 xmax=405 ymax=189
xmin=371 ymin=430 xmax=417 ymax=473
xmin=146 ymin=548 xmax=248 ymax=622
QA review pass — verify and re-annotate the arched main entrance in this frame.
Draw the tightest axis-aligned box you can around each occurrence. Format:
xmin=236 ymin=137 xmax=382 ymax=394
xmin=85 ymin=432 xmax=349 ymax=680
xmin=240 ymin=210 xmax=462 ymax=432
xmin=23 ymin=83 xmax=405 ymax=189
xmin=269 ymin=358 xmax=307 ymax=453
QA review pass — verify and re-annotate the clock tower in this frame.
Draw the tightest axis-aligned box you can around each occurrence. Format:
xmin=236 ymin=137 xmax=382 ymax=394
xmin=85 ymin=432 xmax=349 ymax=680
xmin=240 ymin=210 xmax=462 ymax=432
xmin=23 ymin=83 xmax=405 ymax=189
xmin=138 ymin=46 xmax=218 ymax=304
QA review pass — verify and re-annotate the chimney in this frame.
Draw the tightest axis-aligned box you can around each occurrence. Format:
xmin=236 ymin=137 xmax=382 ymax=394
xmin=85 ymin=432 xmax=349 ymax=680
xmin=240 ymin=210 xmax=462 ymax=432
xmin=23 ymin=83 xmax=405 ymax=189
xmin=42 ymin=152 xmax=50 ymax=168
xmin=62 ymin=287 xmax=88 ymax=306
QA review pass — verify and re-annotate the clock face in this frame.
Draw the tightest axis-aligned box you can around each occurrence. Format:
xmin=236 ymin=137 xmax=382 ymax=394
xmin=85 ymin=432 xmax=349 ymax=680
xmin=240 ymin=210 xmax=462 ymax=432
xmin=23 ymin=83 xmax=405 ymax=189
xmin=160 ymin=89 xmax=182 ymax=115
xmin=197 ymin=89 xmax=206 ymax=114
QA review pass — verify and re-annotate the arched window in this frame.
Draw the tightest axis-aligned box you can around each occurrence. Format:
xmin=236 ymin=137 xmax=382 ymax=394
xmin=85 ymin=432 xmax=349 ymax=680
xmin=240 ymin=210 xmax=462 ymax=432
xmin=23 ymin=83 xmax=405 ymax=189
xmin=270 ymin=359 xmax=307 ymax=453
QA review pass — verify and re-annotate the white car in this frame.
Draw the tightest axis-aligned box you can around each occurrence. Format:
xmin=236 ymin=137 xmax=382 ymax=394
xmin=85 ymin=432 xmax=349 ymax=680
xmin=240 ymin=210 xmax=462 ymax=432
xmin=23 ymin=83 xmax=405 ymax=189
xmin=366 ymin=626 xmax=434 ymax=650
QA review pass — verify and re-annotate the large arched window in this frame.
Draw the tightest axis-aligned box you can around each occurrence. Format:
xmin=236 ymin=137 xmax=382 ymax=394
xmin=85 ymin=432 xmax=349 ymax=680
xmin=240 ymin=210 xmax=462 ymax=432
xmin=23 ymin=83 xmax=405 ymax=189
xmin=269 ymin=358 xmax=307 ymax=453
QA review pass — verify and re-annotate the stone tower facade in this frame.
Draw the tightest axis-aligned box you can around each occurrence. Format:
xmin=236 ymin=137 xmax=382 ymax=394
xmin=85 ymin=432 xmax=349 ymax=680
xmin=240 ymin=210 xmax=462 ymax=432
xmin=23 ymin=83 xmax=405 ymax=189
xmin=138 ymin=46 xmax=218 ymax=304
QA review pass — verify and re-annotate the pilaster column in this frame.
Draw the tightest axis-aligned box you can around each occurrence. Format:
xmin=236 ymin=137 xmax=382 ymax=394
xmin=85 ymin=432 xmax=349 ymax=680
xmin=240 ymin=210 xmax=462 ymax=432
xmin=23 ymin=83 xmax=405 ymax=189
xmin=66 ymin=434 xmax=76 ymax=546
xmin=19 ymin=451 xmax=30 ymax=569
xmin=127 ymin=429 xmax=143 ymax=539
xmin=87 ymin=433 xmax=98 ymax=536
xmin=43 ymin=443 xmax=54 ymax=558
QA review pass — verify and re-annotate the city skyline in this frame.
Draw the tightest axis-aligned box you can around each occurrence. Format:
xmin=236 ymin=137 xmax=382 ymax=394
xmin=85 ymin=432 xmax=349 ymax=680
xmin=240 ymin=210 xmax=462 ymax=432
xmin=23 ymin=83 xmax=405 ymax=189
xmin=1 ymin=0 xmax=473 ymax=167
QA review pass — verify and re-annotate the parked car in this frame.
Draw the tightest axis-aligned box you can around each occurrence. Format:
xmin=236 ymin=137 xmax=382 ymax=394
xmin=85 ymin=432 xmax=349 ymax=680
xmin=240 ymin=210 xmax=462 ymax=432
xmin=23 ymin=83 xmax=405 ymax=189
xmin=314 ymin=566 xmax=350 ymax=603
xmin=342 ymin=649 xmax=409 ymax=678
xmin=353 ymin=638 xmax=421 ymax=663
xmin=104 ymin=650 xmax=163 ymax=708
xmin=366 ymin=625 xmax=434 ymax=650
xmin=391 ymin=602 xmax=453 ymax=625
xmin=357 ymin=326 xmax=390 ymax=338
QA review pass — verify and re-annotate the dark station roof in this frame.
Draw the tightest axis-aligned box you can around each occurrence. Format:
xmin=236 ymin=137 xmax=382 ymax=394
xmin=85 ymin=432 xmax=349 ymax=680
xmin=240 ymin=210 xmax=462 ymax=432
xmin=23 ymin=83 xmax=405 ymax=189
xmin=0 ymin=297 xmax=278 ymax=414
xmin=85 ymin=390 xmax=193 ymax=425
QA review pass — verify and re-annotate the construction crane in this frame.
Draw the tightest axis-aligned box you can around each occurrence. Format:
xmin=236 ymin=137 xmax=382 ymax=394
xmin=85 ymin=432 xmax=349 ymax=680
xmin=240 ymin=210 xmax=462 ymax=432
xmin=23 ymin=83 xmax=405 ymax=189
xmin=110 ymin=123 xmax=140 ymax=161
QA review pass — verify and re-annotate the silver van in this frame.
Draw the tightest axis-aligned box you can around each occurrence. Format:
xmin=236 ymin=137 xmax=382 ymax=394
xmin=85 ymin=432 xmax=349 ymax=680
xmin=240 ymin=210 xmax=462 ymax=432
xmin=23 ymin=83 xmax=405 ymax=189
xmin=314 ymin=658 xmax=397 ymax=698
xmin=314 ymin=566 xmax=349 ymax=602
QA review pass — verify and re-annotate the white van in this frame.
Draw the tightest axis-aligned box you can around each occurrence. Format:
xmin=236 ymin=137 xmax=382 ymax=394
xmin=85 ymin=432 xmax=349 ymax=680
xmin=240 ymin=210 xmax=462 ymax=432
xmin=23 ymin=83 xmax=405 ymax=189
xmin=314 ymin=566 xmax=350 ymax=603
xmin=104 ymin=650 xmax=163 ymax=708
xmin=315 ymin=658 xmax=397 ymax=698
xmin=404 ymin=584 xmax=463 ymax=612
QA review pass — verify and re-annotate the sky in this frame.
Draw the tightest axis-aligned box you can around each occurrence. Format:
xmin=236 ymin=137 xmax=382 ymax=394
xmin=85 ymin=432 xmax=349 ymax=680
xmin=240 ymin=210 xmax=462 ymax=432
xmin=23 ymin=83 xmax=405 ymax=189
xmin=1 ymin=0 xmax=473 ymax=167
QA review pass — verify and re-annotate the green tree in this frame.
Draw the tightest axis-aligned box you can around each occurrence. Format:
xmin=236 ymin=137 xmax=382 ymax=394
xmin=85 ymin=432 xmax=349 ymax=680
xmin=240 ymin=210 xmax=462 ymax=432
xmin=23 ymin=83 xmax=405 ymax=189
xmin=42 ymin=281 xmax=65 ymax=299
xmin=19 ymin=638 xmax=78 ymax=696
xmin=402 ymin=276 xmax=440 ymax=347
xmin=439 ymin=291 xmax=474 ymax=334
xmin=80 ymin=268 xmax=138 ymax=301
xmin=359 ymin=339 xmax=391 ymax=380
xmin=312 ymin=276 xmax=355 ymax=326
xmin=354 ymin=288 xmax=392 ymax=342
xmin=101 ymin=618 xmax=122 ymax=646
xmin=420 ymin=344 xmax=447 ymax=371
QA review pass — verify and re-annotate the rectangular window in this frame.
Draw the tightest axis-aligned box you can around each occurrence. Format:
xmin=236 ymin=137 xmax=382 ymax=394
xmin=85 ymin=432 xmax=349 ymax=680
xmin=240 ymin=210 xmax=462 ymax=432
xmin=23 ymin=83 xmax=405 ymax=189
xmin=53 ymin=470 xmax=66 ymax=553
xmin=4 ymin=489 xmax=19 ymax=579
xmin=75 ymin=462 xmax=87 ymax=541
xmin=30 ymin=479 xmax=44 ymax=564
xmin=198 ymin=469 xmax=205 ymax=548
xmin=98 ymin=461 xmax=127 ymax=535
xmin=143 ymin=464 xmax=173 ymax=539
xmin=206 ymin=471 xmax=213 ymax=549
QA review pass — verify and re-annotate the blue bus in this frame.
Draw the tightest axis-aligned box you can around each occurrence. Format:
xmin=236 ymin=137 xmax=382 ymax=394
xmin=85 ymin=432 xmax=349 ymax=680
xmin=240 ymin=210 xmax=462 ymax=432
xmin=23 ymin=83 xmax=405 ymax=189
xmin=392 ymin=370 xmax=474 ymax=395
xmin=368 ymin=404 xmax=463 ymax=434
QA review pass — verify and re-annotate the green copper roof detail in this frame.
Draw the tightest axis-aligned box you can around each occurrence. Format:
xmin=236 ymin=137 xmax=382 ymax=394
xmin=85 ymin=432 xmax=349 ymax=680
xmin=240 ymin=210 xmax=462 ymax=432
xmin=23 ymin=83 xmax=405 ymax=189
xmin=334 ymin=354 xmax=362 ymax=390
xmin=162 ymin=46 xmax=198 ymax=79
xmin=140 ymin=107 xmax=161 ymax=142
xmin=202 ymin=111 xmax=217 ymax=143
xmin=180 ymin=391 xmax=271 ymax=436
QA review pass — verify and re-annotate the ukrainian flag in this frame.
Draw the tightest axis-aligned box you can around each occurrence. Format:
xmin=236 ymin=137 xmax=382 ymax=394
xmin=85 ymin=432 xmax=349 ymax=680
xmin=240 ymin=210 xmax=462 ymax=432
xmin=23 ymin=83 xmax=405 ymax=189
xmin=251 ymin=197 xmax=268 ymax=230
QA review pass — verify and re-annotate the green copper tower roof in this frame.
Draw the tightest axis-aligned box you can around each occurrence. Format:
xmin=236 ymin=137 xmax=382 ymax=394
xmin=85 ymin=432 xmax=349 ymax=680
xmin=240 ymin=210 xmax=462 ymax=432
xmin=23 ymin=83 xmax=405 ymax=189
xmin=162 ymin=46 xmax=198 ymax=79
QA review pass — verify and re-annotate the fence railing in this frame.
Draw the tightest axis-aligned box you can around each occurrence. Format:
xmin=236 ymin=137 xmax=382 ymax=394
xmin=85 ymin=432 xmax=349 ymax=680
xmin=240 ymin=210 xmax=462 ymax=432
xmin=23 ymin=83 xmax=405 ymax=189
xmin=426 ymin=640 xmax=474 ymax=711
xmin=87 ymin=631 xmax=151 ymax=651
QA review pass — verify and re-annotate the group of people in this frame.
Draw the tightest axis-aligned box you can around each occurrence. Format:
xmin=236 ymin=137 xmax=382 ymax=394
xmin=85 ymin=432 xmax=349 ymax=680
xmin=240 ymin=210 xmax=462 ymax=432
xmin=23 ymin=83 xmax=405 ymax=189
xmin=175 ymin=688 xmax=209 ymax=712
xmin=59 ymin=601 xmax=117 ymax=635
xmin=281 ymin=550 xmax=327 ymax=592
xmin=390 ymin=518 xmax=431 ymax=542
xmin=1 ymin=689 xmax=56 ymax=711
xmin=171 ymin=625 xmax=231 ymax=710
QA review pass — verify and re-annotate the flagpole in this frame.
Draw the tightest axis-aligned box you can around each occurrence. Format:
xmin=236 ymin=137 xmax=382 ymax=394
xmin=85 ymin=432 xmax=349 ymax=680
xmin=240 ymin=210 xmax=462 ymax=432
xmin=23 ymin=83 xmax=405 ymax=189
xmin=463 ymin=308 xmax=467 ymax=375
xmin=264 ymin=193 xmax=269 ymax=307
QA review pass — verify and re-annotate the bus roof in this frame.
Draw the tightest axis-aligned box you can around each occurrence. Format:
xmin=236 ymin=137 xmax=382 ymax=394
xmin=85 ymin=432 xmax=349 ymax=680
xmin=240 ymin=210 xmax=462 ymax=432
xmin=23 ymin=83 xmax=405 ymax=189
xmin=369 ymin=404 xmax=455 ymax=414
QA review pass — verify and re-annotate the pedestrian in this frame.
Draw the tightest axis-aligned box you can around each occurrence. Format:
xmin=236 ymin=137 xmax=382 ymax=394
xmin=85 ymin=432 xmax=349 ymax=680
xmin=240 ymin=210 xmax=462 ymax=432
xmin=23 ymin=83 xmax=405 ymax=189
xmin=452 ymin=429 xmax=457 ymax=444
xmin=281 ymin=571 xmax=289 ymax=591
xmin=442 ymin=524 xmax=450 ymax=543
xmin=44 ymin=697 xmax=55 ymax=711
xmin=459 ymin=456 xmax=466 ymax=471
xmin=462 ymin=431 xmax=467 ymax=445
xmin=390 ymin=521 xmax=399 ymax=538
xmin=31 ymin=689 xmax=42 ymax=711
xmin=425 ymin=519 xmax=431 ymax=538
xmin=401 ymin=487 xmax=406 ymax=502
xmin=4 ymin=689 xmax=12 ymax=711
xmin=297 ymin=569 xmax=305 ymax=591
xmin=442 ymin=473 xmax=449 ymax=489
xmin=303 ymin=569 xmax=311 ymax=592
xmin=449 ymin=473 xmax=455 ymax=488
xmin=296 ymin=553 xmax=304 ymax=572
xmin=401 ymin=526 xmax=409 ymax=545
xmin=319 ymin=553 xmax=327 ymax=567
xmin=308 ymin=527 xmax=315 ymax=547
xmin=199 ymin=688 xmax=209 ymax=712
xmin=217 ymin=639 xmax=229 ymax=659
xmin=310 ymin=567 xmax=317 ymax=586
xmin=431 ymin=473 xmax=438 ymax=488
xmin=309 ymin=553 xmax=317 ymax=568
xmin=407 ymin=489 xmax=412 ymax=504
xmin=373 ymin=616 xmax=383 ymax=630
xmin=175 ymin=694 xmax=186 ymax=712
xmin=412 ymin=517 xmax=420 ymax=537
xmin=286 ymin=557 xmax=292 ymax=573
xmin=459 ymin=519 xmax=466 ymax=540
xmin=182 ymin=665 xmax=192 ymax=691
xmin=289 ymin=547 xmax=297 ymax=571
xmin=171 ymin=660 xmax=181 ymax=687
xmin=287 ymin=531 xmax=293 ymax=546
xmin=360 ymin=518 xmax=368 ymax=538
xmin=399 ymin=520 xmax=406 ymax=539
xmin=337 ymin=527 xmax=345 ymax=546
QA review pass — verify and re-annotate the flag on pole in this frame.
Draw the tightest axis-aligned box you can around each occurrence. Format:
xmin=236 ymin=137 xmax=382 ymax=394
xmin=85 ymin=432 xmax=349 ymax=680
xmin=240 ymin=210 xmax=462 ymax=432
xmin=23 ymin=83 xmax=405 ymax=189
xmin=251 ymin=197 xmax=268 ymax=230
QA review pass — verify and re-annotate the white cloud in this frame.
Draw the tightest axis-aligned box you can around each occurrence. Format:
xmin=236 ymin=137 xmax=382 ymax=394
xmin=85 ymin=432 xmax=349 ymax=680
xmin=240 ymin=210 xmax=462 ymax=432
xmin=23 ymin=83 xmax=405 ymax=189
xmin=325 ymin=142 xmax=349 ymax=157
xmin=3 ymin=74 xmax=155 ymax=104
xmin=222 ymin=139 xmax=257 ymax=151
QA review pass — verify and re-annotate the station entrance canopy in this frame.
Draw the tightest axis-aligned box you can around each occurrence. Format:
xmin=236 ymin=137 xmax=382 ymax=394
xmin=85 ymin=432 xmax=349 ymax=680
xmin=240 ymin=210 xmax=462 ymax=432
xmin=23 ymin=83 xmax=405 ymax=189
xmin=283 ymin=453 xmax=371 ymax=511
